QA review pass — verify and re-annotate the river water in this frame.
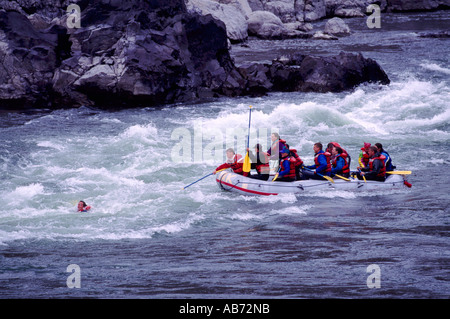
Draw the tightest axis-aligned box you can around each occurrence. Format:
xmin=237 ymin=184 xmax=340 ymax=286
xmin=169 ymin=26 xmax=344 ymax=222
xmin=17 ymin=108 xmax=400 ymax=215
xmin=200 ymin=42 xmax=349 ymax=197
xmin=0 ymin=11 xmax=448 ymax=299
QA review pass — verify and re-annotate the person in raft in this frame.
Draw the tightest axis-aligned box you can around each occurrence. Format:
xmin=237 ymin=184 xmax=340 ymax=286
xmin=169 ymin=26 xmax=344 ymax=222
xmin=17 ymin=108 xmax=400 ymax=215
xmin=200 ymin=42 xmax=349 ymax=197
xmin=359 ymin=142 xmax=371 ymax=168
xmin=267 ymin=132 xmax=288 ymax=161
xmin=375 ymin=143 xmax=396 ymax=172
xmin=247 ymin=143 xmax=270 ymax=180
xmin=303 ymin=142 xmax=332 ymax=180
xmin=356 ymin=145 xmax=386 ymax=181
xmin=286 ymin=144 xmax=304 ymax=180
xmin=77 ymin=200 xmax=91 ymax=212
xmin=213 ymin=148 xmax=245 ymax=175
xmin=274 ymin=146 xmax=297 ymax=182
xmin=326 ymin=142 xmax=351 ymax=168
xmin=330 ymin=146 xmax=350 ymax=178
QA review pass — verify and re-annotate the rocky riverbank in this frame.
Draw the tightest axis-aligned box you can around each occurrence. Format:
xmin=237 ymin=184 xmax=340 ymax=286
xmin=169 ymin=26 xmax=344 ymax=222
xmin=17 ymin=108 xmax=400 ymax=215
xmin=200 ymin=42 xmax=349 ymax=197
xmin=186 ymin=0 xmax=450 ymax=42
xmin=0 ymin=0 xmax=446 ymax=110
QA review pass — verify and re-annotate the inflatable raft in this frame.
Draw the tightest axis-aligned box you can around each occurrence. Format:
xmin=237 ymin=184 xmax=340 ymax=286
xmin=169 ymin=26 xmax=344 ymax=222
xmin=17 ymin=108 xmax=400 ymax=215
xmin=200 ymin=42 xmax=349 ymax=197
xmin=216 ymin=170 xmax=410 ymax=196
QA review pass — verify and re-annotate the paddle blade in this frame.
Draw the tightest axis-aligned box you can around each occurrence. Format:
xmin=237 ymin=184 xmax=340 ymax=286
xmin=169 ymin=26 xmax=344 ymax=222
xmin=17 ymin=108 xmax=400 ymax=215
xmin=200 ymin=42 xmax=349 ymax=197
xmin=335 ymin=174 xmax=350 ymax=182
xmin=387 ymin=171 xmax=411 ymax=175
xmin=324 ymin=175 xmax=335 ymax=183
xmin=243 ymin=152 xmax=251 ymax=173
xmin=272 ymin=173 xmax=279 ymax=182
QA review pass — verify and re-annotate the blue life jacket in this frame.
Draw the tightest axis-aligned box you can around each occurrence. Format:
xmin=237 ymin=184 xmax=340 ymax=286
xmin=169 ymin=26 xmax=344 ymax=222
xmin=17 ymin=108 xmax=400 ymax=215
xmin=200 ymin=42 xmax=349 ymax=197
xmin=381 ymin=151 xmax=395 ymax=171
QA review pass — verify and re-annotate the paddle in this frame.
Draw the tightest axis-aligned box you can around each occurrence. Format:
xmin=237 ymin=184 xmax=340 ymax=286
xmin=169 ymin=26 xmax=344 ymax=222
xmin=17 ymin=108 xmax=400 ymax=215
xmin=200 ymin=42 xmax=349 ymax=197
xmin=386 ymin=171 xmax=411 ymax=175
xmin=182 ymin=168 xmax=227 ymax=190
xmin=243 ymin=105 xmax=252 ymax=173
xmin=303 ymin=167 xmax=334 ymax=183
xmin=358 ymin=158 xmax=367 ymax=183
xmin=334 ymin=174 xmax=350 ymax=181
xmin=357 ymin=168 xmax=367 ymax=182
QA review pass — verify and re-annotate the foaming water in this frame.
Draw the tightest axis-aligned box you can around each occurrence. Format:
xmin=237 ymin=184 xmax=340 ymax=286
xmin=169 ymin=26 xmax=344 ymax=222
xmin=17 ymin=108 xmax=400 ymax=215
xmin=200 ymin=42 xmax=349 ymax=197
xmin=0 ymin=74 xmax=447 ymax=246
xmin=420 ymin=62 xmax=450 ymax=75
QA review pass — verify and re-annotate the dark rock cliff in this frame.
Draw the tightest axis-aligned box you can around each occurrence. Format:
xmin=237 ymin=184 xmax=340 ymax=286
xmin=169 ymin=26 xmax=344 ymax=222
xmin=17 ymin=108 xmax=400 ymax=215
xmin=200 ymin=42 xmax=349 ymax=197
xmin=0 ymin=0 xmax=391 ymax=110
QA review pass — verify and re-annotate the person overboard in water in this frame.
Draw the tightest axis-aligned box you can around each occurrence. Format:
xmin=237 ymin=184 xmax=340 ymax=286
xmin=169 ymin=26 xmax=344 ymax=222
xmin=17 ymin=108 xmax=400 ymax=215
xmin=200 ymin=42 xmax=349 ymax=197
xmin=77 ymin=200 xmax=91 ymax=212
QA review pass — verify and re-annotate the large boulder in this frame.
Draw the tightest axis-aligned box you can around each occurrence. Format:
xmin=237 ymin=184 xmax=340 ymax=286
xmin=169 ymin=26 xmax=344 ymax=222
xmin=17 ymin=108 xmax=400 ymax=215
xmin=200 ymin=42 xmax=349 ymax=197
xmin=294 ymin=52 xmax=390 ymax=92
xmin=238 ymin=62 xmax=272 ymax=95
xmin=1 ymin=0 xmax=248 ymax=109
xmin=186 ymin=0 xmax=248 ymax=42
xmin=303 ymin=0 xmax=327 ymax=21
xmin=262 ymin=0 xmax=298 ymax=23
xmin=59 ymin=1 xmax=246 ymax=107
xmin=247 ymin=10 xmax=308 ymax=39
xmin=324 ymin=17 xmax=350 ymax=37
xmin=247 ymin=10 xmax=286 ymax=38
xmin=238 ymin=52 xmax=390 ymax=94
xmin=0 ymin=10 xmax=70 ymax=108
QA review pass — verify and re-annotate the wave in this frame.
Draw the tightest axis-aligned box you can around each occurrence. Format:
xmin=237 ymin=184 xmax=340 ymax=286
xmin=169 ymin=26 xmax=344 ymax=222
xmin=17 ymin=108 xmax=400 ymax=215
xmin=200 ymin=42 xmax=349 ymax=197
xmin=420 ymin=63 xmax=450 ymax=75
xmin=2 ymin=184 xmax=46 ymax=209
xmin=190 ymin=78 xmax=448 ymax=154
xmin=37 ymin=141 xmax=66 ymax=151
xmin=119 ymin=123 xmax=158 ymax=142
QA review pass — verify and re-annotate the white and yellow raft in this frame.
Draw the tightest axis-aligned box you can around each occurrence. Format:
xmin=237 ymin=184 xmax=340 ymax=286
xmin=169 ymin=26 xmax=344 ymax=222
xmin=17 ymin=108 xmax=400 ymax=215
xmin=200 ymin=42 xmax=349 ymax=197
xmin=215 ymin=170 xmax=411 ymax=196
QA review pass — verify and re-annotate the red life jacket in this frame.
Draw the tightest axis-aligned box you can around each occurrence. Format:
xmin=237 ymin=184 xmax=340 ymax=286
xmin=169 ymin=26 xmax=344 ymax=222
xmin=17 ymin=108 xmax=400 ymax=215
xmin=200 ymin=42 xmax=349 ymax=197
xmin=332 ymin=153 xmax=350 ymax=174
xmin=289 ymin=149 xmax=304 ymax=167
xmin=255 ymin=151 xmax=270 ymax=174
xmin=368 ymin=154 xmax=386 ymax=177
xmin=230 ymin=154 xmax=244 ymax=174
xmin=216 ymin=154 xmax=244 ymax=174
xmin=78 ymin=205 xmax=91 ymax=212
xmin=280 ymin=155 xmax=297 ymax=179
xmin=314 ymin=151 xmax=332 ymax=172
